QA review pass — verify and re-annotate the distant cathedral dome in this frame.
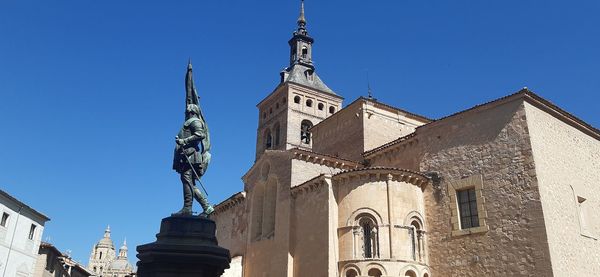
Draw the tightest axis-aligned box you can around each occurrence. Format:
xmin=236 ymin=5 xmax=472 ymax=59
xmin=88 ymin=226 xmax=134 ymax=276
xmin=96 ymin=226 xmax=115 ymax=248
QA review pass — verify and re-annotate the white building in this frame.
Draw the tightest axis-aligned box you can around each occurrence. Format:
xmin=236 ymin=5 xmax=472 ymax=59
xmin=0 ymin=189 xmax=50 ymax=277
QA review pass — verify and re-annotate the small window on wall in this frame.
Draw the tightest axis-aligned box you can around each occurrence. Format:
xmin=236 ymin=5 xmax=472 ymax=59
xmin=28 ymin=224 xmax=36 ymax=240
xmin=306 ymin=99 xmax=313 ymax=107
xmin=1 ymin=212 xmax=9 ymax=227
xmin=329 ymin=106 xmax=336 ymax=114
xmin=269 ymin=107 xmax=273 ymax=114
xmin=448 ymin=175 xmax=488 ymax=236
xmin=294 ymin=95 xmax=301 ymax=104
xmin=457 ymin=188 xmax=479 ymax=229
xmin=318 ymin=103 xmax=324 ymax=111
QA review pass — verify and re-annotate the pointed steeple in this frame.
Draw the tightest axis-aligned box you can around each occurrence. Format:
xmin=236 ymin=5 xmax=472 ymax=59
xmin=118 ymin=239 xmax=128 ymax=259
xmin=297 ymin=0 xmax=306 ymax=28
xmin=104 ymin=225 xmax=111 ymax=238
xmin=288 ymin=0 xmax=314 ymax=68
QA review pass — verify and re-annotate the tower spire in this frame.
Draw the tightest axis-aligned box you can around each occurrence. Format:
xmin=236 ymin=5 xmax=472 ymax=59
xmin=297 ymin=0 xmax=306 ymax=28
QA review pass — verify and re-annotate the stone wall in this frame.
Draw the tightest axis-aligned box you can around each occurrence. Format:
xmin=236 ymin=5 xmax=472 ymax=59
xmin=213 ymin=193 xmax=247 ymax=258
xmin=524 ymin=102 xmax=600 ymax=276
xmin=311 ymin=100 xmax=365 ymax=161
xmin=311 ymin=99 xmax=426 ymax=161
xmin=369 ymin=99 xmax=554 ymax=276
xmin=290 ymin=177 xmax=332 ymax=277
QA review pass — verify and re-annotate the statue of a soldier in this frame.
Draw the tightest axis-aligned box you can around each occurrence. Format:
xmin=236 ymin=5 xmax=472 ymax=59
xmin=172 ymin=61 xmax=214 ymax=216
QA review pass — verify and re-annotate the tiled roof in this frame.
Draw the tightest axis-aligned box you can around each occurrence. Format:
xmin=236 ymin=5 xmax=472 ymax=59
xmin=363 ymin=88 xmax=600 ymax=157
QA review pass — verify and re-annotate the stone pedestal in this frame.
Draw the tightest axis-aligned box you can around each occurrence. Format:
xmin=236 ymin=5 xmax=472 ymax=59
xmin=136 ymin=216 xmax=230 ymax=277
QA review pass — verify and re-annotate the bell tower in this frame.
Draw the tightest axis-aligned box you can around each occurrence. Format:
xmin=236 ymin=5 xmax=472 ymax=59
xmin=255 ymin=0 xmax=343 ymax=160
xmin=289 ymin=1 xmax=313 ymax=68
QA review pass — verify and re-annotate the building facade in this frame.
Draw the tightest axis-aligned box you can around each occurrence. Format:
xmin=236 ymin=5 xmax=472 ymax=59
xmin=33 ymin=242 xmax=93 ymax=277
xmin=87 ymin=226 xmax=133 ymax=277
xmin=212 ymin=3 xmax=600 ymax=277
xmin=0 ymin=189 xmax=50 ymax=277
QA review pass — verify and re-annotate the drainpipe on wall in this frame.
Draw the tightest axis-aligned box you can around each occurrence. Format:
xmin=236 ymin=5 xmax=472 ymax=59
xmin=2 ymin=205 xmax=23 ymax=277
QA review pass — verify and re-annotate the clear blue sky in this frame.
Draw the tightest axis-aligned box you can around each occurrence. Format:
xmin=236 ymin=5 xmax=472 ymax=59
xmin=1 ymin=0 xmax=598 ymax=265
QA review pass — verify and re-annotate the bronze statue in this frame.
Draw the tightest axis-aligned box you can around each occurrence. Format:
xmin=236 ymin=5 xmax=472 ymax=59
xmin=172 ymin=61 xmax=213 ymax=216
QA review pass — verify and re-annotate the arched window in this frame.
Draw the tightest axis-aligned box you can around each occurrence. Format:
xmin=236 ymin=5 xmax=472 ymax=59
xmin=359 ymin=216 xmax=379 ymax=258
xmin=329 ymin=106 xmax=336 ymax=114
xmin=251 ymin=184 xmax=265 ymax=240
xmin=269 ymin=107 xmax=273 ymax=114
xmin=300 ymin=120 xmax=313 ymax=144
xmin=318 ymin=103 xmax=324 ymax=110
xmin=264 ymin=129 xmax=272 ymax=149
xmin=409 ymin=218 xmax=424 ymax=262
xmin=99 ymin=252 xmax=102 ymax=259
xmin=404 ymin=270 xmax=417 ymax=277
xmin=93 ymin=267 xmax=97 ymax=272
xmin=345 ymin=269 xmax=358 ymax=277
xmin=301 ymin=47 xmax=308 ymax=59
xmin=262 ymin=178 xmax=277 ymax=238
xmin=306 ymin=99 xmax=313 ymax=107
xmin=423 ymin=273 xmax=430 ymax=277
xmin=294 ymin=95 xmax=301 ymax=104
xmin=274 ymin=123 xmax=281 ymax=146
xmin=368 ymin=268 xmax=382 ymax=277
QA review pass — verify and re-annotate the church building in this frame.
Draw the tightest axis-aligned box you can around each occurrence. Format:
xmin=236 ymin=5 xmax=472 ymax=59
xmin=87 ymin=226 xmax=134 ymax=277
xmin=212 ymin=2 xmax=600 ymax=276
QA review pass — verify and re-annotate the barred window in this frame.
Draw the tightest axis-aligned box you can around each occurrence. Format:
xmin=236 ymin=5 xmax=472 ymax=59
xmin=457 ymin=188 xmax=479 ymax=229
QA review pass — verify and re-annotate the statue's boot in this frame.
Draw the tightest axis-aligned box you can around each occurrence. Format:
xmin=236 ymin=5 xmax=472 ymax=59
xmin=192 ymin=186 xmax=214 ymax=216
xmin=173 ymin=182 xmax=194 ymax=216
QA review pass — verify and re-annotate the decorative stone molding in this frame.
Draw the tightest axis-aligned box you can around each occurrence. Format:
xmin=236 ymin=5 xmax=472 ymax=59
xmin=213 ymin=192 xmax=246 ymax=214
xmin=447 ymin=175 xmax=489 ymax=237
xmin=291 ymin=174 xmax=331 ymax=198
xmin=291 ymin=149 xmax=361 ymax=170
xmin=333 ymin=167 xmax=431 ymax=188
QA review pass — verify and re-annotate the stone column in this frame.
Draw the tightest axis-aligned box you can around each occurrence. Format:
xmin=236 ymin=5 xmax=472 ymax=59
xmin=136 ymin=216 xmax=230 ymax=277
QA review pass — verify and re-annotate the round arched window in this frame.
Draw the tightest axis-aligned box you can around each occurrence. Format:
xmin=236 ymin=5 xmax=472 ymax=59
xmin=345 ymin=269 xmax=358 ymax=277
xmin=318 ymin=103 xmax=324 ymax=110
xmin=404 ymin=270 xmax=417 ymax=277
xmin=306 ymin=99 xmax=313 ymax=107
xmin=329 ymin=106 xmax=335 ymax=114
xmin=367 ymin=268 xmax=382 ymax=277
xmin=294 ymin=96 xmax=301 ymax=104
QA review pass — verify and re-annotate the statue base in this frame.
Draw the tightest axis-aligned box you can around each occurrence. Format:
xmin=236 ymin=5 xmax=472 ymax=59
xmin=136 ymin=215 xmax=230 ymax=277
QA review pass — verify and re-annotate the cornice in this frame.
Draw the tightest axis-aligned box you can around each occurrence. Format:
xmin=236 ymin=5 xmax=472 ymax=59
xmin=213 ymin=192 xmax=246 ymax=214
